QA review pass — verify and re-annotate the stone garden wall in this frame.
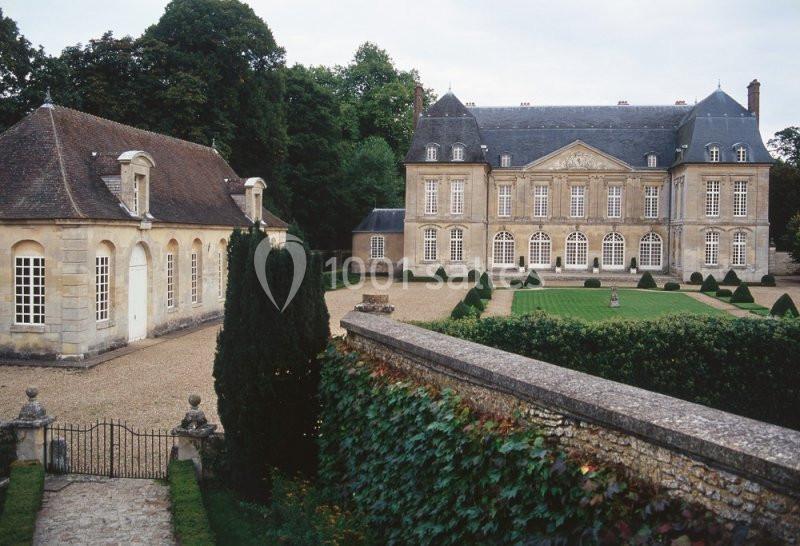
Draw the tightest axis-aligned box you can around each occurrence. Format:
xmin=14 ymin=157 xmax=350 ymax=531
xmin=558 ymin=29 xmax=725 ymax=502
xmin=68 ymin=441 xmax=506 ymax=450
xmin=770 ymin=248 xmax=800 ymax=275
xmin=341 ymin=311 xmax=800 ymax=543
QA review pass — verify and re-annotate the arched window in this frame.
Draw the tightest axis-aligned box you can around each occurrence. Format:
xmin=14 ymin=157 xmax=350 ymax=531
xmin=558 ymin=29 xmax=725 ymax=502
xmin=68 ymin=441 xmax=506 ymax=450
xmin=452 ymin=144 xmax=465 ymax=162
xmin=450 ymin=228 xmax=464 ymax=261
xmin=493 ymin=232 xmax=515 ymax=267
xmin=95 ymin=242 xmax=114 ymax=322
xmin=705 ymin=231 xmax=719 ymax=266
xmin=370 ymin=235 xmax=385 ymax=259
xmin=166 ymin=239 xmax=179 ymax=309
xmin=602 ymin=233 xmax=625 ymax=269
xmin=423 ymin=228 xmax=438 ymax=261
xmin=732 ymin=232 xmax=746 ymax=266
xmin=708 ymin=145 xmax=720 ymax=162
xmin=500 ymin=153 xmax=512 ymax=167
xmin=735 ymin=145 xmax=748 ymax=162
xmin=529 ymin=232 xmax=551 ymax=268
xmin=565 ymin=232 xmax=588 ymax=268
xmin=13 ymin=240 xmax=45 ymax=325
xmin=639 ymin=232 xmax=662 ymax=269
xmin=425 ymin=144 xmax=438 ymax=161
xmin=191 ymin=239 xmax=203 ymax=304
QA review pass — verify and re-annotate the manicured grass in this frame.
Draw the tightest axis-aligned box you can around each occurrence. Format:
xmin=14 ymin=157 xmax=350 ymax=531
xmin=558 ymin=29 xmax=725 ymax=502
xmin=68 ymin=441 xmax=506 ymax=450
xmin=702 ymin=292 xmax=771 ymax=316
xmin=168 ymin=460 xmax=215 ymax=546
xmin=0 ymin=461 xmax=45 ymax=546
xmin=512 ymin=288 xmax=725 ymax=322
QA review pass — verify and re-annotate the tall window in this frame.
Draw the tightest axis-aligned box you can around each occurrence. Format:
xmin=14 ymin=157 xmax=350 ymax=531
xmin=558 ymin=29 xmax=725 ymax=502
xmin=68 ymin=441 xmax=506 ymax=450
xmin=166 ymin=252 xmax=175 ymax=309
xmin=732 ymin=232 xmax=746 ymax=266
xmin=647 ymin=153 xmax=657 ymax=168
xmin=705 ymin=231 xmax=720 ymax=266
xmin=452 ymin=144 xmax=464 ymax=161
xmin=709 ymin=146 xmax=720 ymax=162
xmin=450 ymin=180 xmax=464 ymax=215
xmin=736 ymin=145 xmax=747 ymax=162
xmin=533 ymin=185 xmax=548 ymax=218
xmin=450 ymin=228 xmax=464 ymax=261
xmin=425 ymin=145 xmax=437 ymax=161
xmin=423 ymin=228 xmax=437 ymax=261
xmin=500 ymin=153 xmax=511 ymax=167
xmin=95 ymin=254 xmax=110 ymax=322
xmin=424 ymin=180 xmax=438 ymax=215
xmin=705 ymin=180 xmax=720 ymax=217
xmin=733 ymin=181 xmax=747 ymax=217
xmin=565 ymin=232 xmax=588 ymax=267
xmin=492 ymin=232 xmax=515 ymax=266
xmin=217 ymin=251 xmax=224 ymax=299
xmin=644 ymin=186 xmax=659 ymax=218
xmin=370 ymin=235 xmax=385 ymax=259
xmin=15 ymin=255 xmax=45 ymax=325
xmin=570 ymin=186 xmax=585 ymax=218
xmin=191 ymin=250 xmax=201 ymax=304
xmin=602 ymin=233 xmax=625 ymax=269
xmin=639 ymin=233 xmax=663 ymax=269
xmin=497 ymin=185 xmax=512 ymax=217
xmin=132 ymin=177 xmax=139 ymax=214
xmin=607 ymin=186 xmax=621 ymax=218
xmin=529 ymin=232 xmax=551 ymax=268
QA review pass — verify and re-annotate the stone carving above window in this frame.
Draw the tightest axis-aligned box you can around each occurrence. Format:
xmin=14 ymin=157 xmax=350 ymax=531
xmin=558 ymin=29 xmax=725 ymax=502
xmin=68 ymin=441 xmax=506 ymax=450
xmin=528 ymin=142 xmax=630 ymax=172
xmin=550 ymin=151 xmax=616 ymax=170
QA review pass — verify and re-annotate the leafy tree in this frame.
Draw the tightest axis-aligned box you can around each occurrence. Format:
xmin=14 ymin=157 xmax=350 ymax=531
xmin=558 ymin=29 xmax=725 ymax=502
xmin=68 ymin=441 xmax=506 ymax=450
xmin=769 ymin=126 xmax=800 ymax=167
xmin=770 ymin=161 xmax=800 ymax=250
xmin=214 ymin=228 xmax=330 ymax=499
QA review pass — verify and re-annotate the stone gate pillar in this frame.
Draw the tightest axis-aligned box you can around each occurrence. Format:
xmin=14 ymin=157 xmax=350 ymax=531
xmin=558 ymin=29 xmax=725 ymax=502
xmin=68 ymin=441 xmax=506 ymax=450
xmin=10 ymin=387 xmax=54 ymax=465
xmin=171 ymin=394 xmax=217 ymax=476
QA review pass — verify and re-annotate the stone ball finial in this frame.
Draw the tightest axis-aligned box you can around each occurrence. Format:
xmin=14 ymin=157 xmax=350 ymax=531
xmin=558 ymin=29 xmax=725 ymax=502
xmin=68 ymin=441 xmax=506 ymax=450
xmin=188 ymin=394 xmax=201 ymax=409
xmin=26 ymin=386 xmax=38 ymax=401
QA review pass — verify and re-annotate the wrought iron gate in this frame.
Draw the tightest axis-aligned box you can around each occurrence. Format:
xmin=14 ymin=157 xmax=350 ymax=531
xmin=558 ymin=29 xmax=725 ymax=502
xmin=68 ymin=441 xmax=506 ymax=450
xmin=45 ymin=420 xmax=175 ymax=479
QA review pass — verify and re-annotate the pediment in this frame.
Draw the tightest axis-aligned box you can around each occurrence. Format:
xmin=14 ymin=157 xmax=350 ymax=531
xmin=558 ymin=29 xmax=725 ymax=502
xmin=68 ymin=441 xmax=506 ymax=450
xmin=525 ymin=141 xmax=632 ymax=172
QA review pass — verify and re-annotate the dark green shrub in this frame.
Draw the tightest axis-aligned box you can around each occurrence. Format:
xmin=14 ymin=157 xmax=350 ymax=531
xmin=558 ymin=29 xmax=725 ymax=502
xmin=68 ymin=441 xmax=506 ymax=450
xmin=630 ymin=257 xmax=637 ymax=270
xmin=700 ymin=274 xmax=719 ymax=292
xmin=450 ymin=301 xmax=477 ymax=320
xmin=663 ymin=282 xmax=680 ymax=291
xmin=524 ymin=270 xmax=541 ymax=287
xmin=770 ymin=293 xmax=799 ymax=318
xmin=715 ymin=289 xmax=733 ymax=298
xmin=689 ymin=272 xmax=703 ymax=285
xmin=467 ymin=269 xmax=479 ymax=282
xmin=637 ymin=272 xmax=657 ymax=289
xmin=434 ymin=266 xmax=448 ymax=281
xmin=477 ymin=272 xmax=493 ymax=299
xmin=721 ymin=269 xmax=741 ymax=286
xmin=464 ymin=287 xmax=485 ymax=311
xmin=214 ymin=228 xmax=330 ymax=499
xmin=592 ymin=257 xmax=599 ymax=269
xmin=403 ymin=269 xmax=414 ymax=281
xmin=761 ymin=274 xmax=776 ymax=287
xmin=168 ymin=460 xmax=215 ymax=545
xmin=0 ymin=461 xmax=44 ymax=545
xmin=509 ymin=279 xmax=523 ymax=288
xmin=555 ymin=256 xmax=562 ymax=268
xmin=425 ymin=314 xmax=800 ymax=430
xmin=0 ymin=428 xmax=15 ymax=477
xmin=518 ymin=256 xmax=525 ymax=268
xmin=583 ymin=278 xmax=601 ymax=288
xmin=730 ymin=284 xmax=754 ymax=304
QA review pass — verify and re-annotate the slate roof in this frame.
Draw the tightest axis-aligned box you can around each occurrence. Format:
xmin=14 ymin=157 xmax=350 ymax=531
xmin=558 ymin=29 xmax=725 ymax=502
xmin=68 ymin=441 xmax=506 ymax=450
xmin=353 ymin=208 xmax=405 ymax=233
xmin=0 ymin=105 xmax=288 ymax=228
xmin=406 ymin=88 xmax=772 ymax=169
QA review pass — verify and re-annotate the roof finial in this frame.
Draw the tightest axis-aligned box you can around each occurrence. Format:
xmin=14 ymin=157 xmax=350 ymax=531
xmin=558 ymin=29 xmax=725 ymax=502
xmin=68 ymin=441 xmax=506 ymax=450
xmin=211 ymin=137 xmax=219 ymax=154
xmin=43 ymin=87 xmax=54 ymax=109
xmin=448 ymin=82 xmax=452 ymax=93
xmin=717 ymin=79 xmax=721 ymax=90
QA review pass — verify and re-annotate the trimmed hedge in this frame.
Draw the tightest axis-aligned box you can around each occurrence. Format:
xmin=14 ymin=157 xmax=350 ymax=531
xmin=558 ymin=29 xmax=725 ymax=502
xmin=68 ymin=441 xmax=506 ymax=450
xmin=637 ymin=272 xmax=657 ymax=289
xmin=464 ymin=287 xmax=485 ymax=311
xmin=0 ymin=461 xmax=45 ymax=546
xmin=555 ymin=256 xmax=562 ymax=268
xmin=771 ymin=293 xmax=799 ymax=318
xmin=523 ymin=270 xmax=541 ymax=287
xmin=715 ymin=289 xmax=732 ymax=298
xmin=761 ymin=274 xmax=776 ymax=287
xmin=425 ymin=313 xmax=800 ymax=430
xmin=700 ymin=275 xmax=719 ymax=292
xmin=451 ymin=301 xmax=477 ymax=320
xmin=689 ymin=272 xmax=703 ymax=285
xmin=467 ymin=269 xmax=479 ymax=282
xmin=509 ymin=279 xmax=524 ymax=289
xmin=663 ymin=282 xmax=680 ymax=291
xmin=630 ymin=257 xmax=637 ymax=270
xmin=168 ymin=460 xmax=215 ymax=546
xmin=319 ymin=345 xmax=732 ymax=545
xmin=434 ymin=266 xmax=448 ymax=282
xmin=477 ymin=272 xmax=493 ymax=300
xmin=583 ymin=278 xmax=601 ymax=288
xmin=730 ymin=284 xmax=754 ymax=304
xmin=592 ymin=257 xmax=600 ymax=269
xmin=721 ymin=269 xmax=741 ymax=286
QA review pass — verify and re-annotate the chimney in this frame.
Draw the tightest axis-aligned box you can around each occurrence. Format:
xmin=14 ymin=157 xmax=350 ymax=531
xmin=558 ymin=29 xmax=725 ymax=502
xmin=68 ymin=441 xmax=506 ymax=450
xmin=617 ymin=100 xmax=629 ymax=106
xmin=412 ymin=84 xmax=424 ymax=131
xmin=675 ymin=100 xmax=686 ymax=105
xmin=747 ymin=79 xmax=760 ymax=127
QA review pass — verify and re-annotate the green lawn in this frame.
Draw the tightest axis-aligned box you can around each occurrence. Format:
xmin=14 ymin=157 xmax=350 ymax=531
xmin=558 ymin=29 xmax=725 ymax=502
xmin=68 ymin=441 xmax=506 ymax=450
xmin=512 ymin=288 xmax=726 ymax=322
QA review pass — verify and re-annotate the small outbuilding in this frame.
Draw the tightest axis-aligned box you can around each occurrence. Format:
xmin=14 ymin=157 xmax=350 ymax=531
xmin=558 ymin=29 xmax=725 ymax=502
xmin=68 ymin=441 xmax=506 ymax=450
xmin=351 ymin=208 xmax=405 ymax=275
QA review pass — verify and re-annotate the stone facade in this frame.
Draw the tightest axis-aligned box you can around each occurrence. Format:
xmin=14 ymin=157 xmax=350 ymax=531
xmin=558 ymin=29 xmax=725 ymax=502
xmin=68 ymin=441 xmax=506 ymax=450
xmin=341 ymin=312 xmax=800 ymax=542
xmin=351 ymin=232 xmax=404 ymax=275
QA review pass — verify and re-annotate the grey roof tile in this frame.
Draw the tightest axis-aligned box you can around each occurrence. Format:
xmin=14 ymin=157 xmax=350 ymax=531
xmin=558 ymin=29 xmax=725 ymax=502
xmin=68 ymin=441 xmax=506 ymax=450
xmin=353 ymin=208 xmax=405 ymax=233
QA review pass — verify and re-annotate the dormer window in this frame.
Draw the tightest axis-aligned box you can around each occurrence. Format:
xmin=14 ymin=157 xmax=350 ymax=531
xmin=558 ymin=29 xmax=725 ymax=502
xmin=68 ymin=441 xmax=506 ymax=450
xmin=709 ymin=145 xmax=720 ymax=162
xmin=452 ymin=144 xmax=465 ymax=162
xmin=646 ymin=153 xmax=657 ymax=168
xmin=117 ymin=151 xmax=155 ymax=217
xmin=425 ymin=144 xmax=438 ymax=161
xmin=244 ymin=177 xmax=266 ymax=222
xmin=132 ymin=176 xmax=140 ymax=214
xmin=500 ymin=153 xmax=511 ymax=167
xmin=735 ymin=145 xmax=748 ymax=162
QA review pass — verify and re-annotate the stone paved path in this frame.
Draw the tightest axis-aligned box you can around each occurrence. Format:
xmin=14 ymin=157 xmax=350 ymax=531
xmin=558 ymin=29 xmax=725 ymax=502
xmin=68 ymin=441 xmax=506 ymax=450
xmin=483 ymin=288 xmax=515 ymax=316
xmin=683 ymin=291 xmax=754 ymax=318
xmin=34 ymin=475 xmax=175 ymax=545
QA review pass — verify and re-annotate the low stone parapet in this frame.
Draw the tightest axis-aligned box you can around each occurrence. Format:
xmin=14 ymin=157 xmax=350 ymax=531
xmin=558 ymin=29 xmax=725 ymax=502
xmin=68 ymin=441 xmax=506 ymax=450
xmin=341 ymin=311 xmax=800 ymax=542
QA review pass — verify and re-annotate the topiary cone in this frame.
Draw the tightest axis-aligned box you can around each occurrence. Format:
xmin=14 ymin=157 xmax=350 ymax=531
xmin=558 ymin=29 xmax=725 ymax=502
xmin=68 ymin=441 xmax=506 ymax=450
xmin=770 ymin=293 xmax=799 ymax=318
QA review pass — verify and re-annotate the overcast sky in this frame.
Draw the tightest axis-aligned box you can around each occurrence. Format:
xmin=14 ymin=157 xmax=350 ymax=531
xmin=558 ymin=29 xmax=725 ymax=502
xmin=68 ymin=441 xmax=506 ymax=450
xmin=5 ymin=0 xmax=798 ymax=141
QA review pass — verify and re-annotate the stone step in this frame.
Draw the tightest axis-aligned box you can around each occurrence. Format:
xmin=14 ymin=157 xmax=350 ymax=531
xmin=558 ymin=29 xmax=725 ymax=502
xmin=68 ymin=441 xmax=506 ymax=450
xmin=489 ymin=269 xmax=681 ymax=285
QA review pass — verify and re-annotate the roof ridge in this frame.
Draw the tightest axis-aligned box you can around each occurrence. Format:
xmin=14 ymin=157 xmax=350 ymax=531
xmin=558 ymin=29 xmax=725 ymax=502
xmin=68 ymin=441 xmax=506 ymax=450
xmin=47 ymin=107 xmax=85 ymax=218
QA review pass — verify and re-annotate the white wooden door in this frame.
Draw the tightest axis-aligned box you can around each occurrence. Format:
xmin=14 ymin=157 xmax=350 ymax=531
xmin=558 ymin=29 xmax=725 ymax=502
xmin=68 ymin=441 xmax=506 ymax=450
xmin=128 ymin=244 xmax=148 ymax=342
